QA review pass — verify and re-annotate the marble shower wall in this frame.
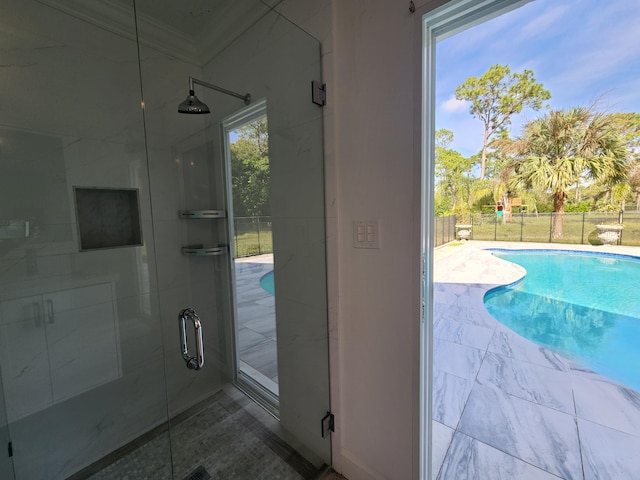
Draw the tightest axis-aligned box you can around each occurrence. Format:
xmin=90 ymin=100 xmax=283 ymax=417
xmin=0 ymin=0 xmax=225 ymax=478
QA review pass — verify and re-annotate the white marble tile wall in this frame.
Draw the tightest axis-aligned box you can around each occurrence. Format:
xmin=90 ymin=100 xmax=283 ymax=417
xmin=432 ymin=241 xmax=640 ymax=480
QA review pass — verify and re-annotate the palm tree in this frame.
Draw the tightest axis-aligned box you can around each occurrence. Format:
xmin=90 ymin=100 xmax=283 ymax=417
xmin=498 ymin=107 xmax=628 ymax=238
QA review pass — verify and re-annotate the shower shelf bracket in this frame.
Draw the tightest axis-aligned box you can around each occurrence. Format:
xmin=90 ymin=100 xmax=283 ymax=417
xmin=179 ymin=210 xmax=226 ymax=219
xmin=181 ymin=245 xmax=227 ymax=256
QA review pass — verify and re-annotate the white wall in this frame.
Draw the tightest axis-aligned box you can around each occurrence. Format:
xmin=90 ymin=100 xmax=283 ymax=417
xmin=275 ymin=1 xmax=433 ymax=478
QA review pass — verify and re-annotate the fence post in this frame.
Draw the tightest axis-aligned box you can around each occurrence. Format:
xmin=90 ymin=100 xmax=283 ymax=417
xmin=494 ymin=212 xmax=497 ymax=241
xmin=520 ymin=212 xmax=524 ymax=242
xmin=581 ymin=212 xmax=585 ymax=244
xmin=619 ymin=210 xmax=624 ymax=245
xmin=257 ymin=216 xmax=262 ymax=254
xmin=234 ymin=219 xmax=239 ymax=255
xmin=549 ymin=213 xmax=553 ymax=243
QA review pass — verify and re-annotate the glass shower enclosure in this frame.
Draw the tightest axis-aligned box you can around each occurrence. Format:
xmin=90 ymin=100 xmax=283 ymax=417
xmin=0 ymin=1 xmax=330 ymax=478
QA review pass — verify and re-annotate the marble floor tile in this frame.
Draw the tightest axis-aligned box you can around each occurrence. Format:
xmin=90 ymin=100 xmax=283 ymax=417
xmin=432 ymin=421 xmax=454 ymax=479
xmin=476 ymin=352 xmax=575 ymax=414
xmin=238 ymin=327 xmax=271 ymax=352
xmin=240 ymin=341 xmax=278 ymax=380
xmin=578 ymin=417 xmax=640 ymax=480
xmin=458 ymin=382 xmax=582 ymax=479
xmin=439 ymin=302 xmax=497 ymax=329
xmin=438 ymin=432 xmax=561 ymax=480
xmin=433 ymin=338 xmax=484 ymax=380
xmin=432 ymin=369 xmax=473 ymax=428
xmin=572 ymin=375 xmax=640 ymax=437
xmin=234 ymin=255 xmax=278 ymax=383
xmin=243 ymin=316 xmax=278 ymax=339
xmin=434 ymin=317 xmax=495 ymax=351
xmin=487 ymin=325 xmax=570 ymax=371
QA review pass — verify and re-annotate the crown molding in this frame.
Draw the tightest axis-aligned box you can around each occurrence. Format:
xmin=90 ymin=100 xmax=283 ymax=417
xmin=36 ymin=0 xmax=199 ymax=64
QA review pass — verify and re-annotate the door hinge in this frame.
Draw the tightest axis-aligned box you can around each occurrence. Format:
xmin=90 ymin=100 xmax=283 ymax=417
xmin=7 ymin=441 xmax=13 ymax=457
xmin=311 ymin=80 xmax=326 ymax=107
xmin=321 ymin=411 xmax=334 ymax=438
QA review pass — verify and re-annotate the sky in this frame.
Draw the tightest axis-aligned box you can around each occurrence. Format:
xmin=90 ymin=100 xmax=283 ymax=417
xmin=435 ymin=0 xmax=640 ymax=158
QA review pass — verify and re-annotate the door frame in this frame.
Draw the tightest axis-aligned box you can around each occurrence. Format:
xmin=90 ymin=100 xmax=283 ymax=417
xmin=417 ymin=1 xmax=532 ymax=478
xmin=221 ymin=98 xmax=280 ymax=416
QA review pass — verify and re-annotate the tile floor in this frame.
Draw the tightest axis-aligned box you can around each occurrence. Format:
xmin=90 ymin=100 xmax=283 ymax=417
xmin=432 ymin=241 xmax=640 ymax=480
xmin=234 ymin=254 xmax=278 ymax=386
xmin=84 ymin=387 xmax=323 ymax=480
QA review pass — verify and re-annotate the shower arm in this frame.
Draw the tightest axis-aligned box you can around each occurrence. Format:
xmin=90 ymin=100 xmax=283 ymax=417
xmin=189 ymin=77 xmax=251 ymax=105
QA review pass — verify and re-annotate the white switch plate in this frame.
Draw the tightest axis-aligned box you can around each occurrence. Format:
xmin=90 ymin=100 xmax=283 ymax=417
xmin=353 ymin=220 xmax=380 ymax=249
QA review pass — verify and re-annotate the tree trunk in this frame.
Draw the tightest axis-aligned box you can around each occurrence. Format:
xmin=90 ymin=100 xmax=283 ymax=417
xmin=480 ymin=129 xmax=489 ymax=180
xmin=552 ymin=193 xmax=565 ymax=239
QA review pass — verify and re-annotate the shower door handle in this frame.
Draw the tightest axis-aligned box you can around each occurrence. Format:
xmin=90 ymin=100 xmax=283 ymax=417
xmin=178 ymin=308 xmax=204 ymax=370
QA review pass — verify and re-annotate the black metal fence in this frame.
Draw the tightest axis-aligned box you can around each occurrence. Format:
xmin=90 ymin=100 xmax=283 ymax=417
xmin=235 ymin=212 xmax=638 ymax=256
xmin=451 ymin=211 xmax=640 ymax=246
xmin=435 ymin=215 xmax=457 ymax=247
xmin=234 ymin=216 xmax=273 ymax=257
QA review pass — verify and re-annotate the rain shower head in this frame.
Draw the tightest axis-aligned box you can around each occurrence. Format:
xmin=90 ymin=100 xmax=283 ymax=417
xmin=178 ymin=77 xmax=251 ymax=115
xmin=178 ymin=90 xmax=211 ymax=114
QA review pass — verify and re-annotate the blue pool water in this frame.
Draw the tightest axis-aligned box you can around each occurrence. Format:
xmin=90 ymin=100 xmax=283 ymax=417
xmin=484 ymin=250 xmax=640 ymax=391
xmin=259 ymin=271 xmax=275 ymax=296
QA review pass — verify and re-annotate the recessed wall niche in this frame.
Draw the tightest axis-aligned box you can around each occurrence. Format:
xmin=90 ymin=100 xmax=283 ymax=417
xmin=74 ymin=187 xmax=142 ymax=251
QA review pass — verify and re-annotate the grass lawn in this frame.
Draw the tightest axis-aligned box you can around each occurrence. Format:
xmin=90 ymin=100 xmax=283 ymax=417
xmin=234 ymin=231 xmax=273 ymax=257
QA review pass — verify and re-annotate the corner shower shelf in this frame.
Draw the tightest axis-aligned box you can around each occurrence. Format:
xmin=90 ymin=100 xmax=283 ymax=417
xmin=179 ymin=210 xmax=226 ymax=219
xmin=179 ymin=209 xmax=227 ymax=256
xmin=181 ymin=246 xmax=227 ymax=256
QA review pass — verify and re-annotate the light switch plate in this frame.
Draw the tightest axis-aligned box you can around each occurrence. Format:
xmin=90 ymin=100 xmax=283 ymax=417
xmin=353 ymin=219 xmax=380 ymax=249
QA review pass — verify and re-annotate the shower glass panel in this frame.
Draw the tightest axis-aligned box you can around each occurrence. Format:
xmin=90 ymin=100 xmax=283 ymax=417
xmin=0 ymin=0 xmax=330 ymax=478
xmin=0 ymin=1 xmax=171 ymax=478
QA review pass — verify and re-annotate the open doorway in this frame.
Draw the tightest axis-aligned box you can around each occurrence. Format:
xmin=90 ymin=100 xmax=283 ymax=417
xmin=223 ymin=100 xmax=279 ymax=407
xmin=423 ymin=0 xmax=640 ymax=478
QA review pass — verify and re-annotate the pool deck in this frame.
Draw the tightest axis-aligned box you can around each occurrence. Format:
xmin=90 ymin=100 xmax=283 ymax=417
xmin=234 ymin=254 xmax=278 ymax=391
xmin=433 ymin=241 xmax=640 ymax=480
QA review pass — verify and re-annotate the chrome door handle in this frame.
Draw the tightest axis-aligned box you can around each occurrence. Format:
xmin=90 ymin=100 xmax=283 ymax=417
xmin=178 ymin=308 xmax=204 ymax=370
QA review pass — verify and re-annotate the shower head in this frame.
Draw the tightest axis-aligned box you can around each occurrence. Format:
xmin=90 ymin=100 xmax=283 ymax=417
xmin=178 ymin=77 xmax=251 ymax=115
xmin=178 ymin=90 xmax=211 ymax=114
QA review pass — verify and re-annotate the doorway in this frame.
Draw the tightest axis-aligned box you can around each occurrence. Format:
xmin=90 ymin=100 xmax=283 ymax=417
xmin=420 ymin=1 xmax=531 ymax=478
xmin=223 ymin=101 xmax=280 ymax=407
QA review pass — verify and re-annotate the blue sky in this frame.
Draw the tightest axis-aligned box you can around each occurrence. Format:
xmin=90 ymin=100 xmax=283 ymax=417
xmin=436 ymin=0 xmax=640 ymax=158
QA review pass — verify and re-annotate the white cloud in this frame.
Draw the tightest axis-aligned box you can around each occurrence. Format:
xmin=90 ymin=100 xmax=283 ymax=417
xmin=442 ymin=97 xmax=468 ymax=113
xmin=519 ymin=5 xmax=570 ymax=41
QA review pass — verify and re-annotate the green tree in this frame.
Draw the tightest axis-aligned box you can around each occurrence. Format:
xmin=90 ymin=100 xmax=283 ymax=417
xmin=611 ymin=112 xmax=640 ymax=160
xmin=435 ymin=129 xmax=474 ymax=214
xmin=455 ymin=64 xmax=551 ymax=180
xmin=230 ymin=117 xmax=270 ymax=217
xmin=499 ymin=107 xmax=628 ymax=238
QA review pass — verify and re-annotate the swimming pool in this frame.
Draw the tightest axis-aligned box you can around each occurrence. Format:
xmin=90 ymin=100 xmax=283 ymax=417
xmin=259 ymin=271 xmax=275 ymax=296
xmin=484 ymin=249 xmax=640 ymax=391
